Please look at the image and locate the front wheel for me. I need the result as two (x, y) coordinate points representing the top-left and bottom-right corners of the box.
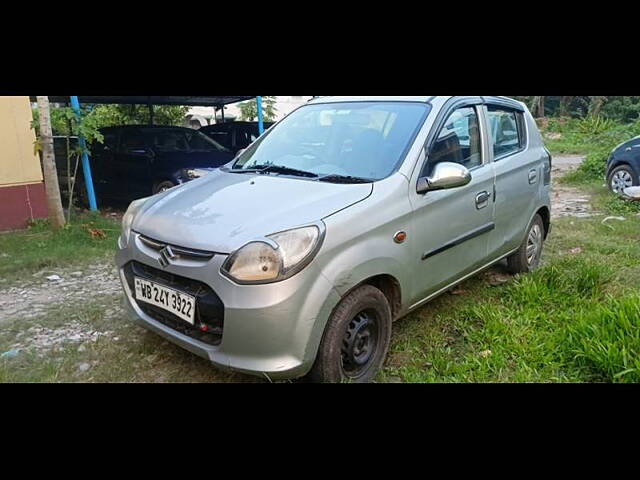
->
(308, 285), (392, 383)
(154, 180), (176, 195)
(507, 214), (545, 274)
(607, 165), (638, 195)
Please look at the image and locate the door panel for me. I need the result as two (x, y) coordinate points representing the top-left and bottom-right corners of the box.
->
(409, 104), (495, 306)
(114, 130), (153, 200)
(490, 152), (540, 256)
(486, 107), (542, 258)
(409, 164), (495, 304)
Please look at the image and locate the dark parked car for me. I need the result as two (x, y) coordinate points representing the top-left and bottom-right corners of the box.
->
(607, 135), (640, 194)
(199, 121), (274, 155)
(54, 125), (234, 204)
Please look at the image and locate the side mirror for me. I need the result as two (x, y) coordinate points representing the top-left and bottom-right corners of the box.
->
(417, 162), (472, 194)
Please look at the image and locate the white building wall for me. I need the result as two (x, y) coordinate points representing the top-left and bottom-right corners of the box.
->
(187, 96), (314, 126)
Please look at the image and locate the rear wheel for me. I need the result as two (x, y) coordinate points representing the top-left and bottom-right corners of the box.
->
(308, 285), (392, 383)
(507, 214), (545, 274)
(154, 180), (176, 195)
(608, 165), (638, 195)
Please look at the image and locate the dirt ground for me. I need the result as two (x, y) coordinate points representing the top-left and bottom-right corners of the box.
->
(551, 155), (594, 218)
(0, 158), (590, 373)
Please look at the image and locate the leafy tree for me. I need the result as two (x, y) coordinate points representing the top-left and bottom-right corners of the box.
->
(32, 105), (105, 219)
(87, 104), (189, 127)
(237, 97), (278, 122)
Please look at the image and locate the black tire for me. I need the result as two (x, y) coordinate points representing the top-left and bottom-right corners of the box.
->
(607, 164), (638, 195)
(154, 180), (176, 195)
(308, 285), (392, 383)
(507, 214), (545, 274)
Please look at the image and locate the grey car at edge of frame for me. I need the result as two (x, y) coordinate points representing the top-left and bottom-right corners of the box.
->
(115, 96), (552, 383)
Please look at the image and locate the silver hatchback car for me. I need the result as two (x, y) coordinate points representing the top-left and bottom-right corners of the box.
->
(116, 96), (552, 382)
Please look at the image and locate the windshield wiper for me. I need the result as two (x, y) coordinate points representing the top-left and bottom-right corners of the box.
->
(317, 174), (373, 184)
(252, 165), (319, 178)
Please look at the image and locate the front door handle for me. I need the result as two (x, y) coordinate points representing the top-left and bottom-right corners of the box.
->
(476, 191), (491, 210)
(528, 169), (538, 184)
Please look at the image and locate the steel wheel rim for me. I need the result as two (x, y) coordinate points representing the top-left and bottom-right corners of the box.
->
(341, 309), (380, 377)
(526, 224), (542, 266)
(611, 170), (633, 193)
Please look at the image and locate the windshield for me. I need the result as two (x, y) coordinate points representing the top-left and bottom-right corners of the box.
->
(186, 130), (230, 152)
(231, 102), (429, 181)
(141, 128), (230, 153)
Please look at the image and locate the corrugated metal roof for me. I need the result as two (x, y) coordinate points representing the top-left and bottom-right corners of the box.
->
(30, 96), (255, 106)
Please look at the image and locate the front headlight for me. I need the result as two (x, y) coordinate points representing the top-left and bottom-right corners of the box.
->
(221, 225), (323, 284)
(120, 197), (149, 248)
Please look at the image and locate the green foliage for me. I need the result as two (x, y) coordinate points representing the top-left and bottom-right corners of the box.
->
(32, 104), (189, 138)
(541, 116), (640, 184)
(576, 115), (616, 136)
(379, 214), (640, 383)
(237, 96), (278, 122)
(513, 96), (640, 121)
(564, 297), (640, 382)
(601, 96), (640, 123)
(87, 104), (189, 127)
(601, 194), (640, 216)
(31, 106), (104, 154)
(0, 212), (120, 281)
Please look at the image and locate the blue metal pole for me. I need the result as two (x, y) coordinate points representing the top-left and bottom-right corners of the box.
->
(256, 96), (264, 135)
(69, 96), (98, 211)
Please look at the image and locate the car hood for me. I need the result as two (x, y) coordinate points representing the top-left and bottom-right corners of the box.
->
(133, 170), (373, 253)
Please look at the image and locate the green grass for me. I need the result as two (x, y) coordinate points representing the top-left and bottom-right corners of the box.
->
(379, 214), (640, 383)
(540, 116), (640, 186)
(1, 187), (639, 383)
(0, 212), (120, 282)
(572, 180), (640, 216)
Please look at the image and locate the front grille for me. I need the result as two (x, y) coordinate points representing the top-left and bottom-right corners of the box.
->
(123, 261), (224, 346)
(137, 234), (216, 261)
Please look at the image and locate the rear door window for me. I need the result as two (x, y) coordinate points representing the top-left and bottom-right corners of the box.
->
(148, 129), (189, 152)
(202, 126), (232, 149)
(186, 130), (229, 152)
(487, 106), (525, 160)
(120, 130), (148, 152)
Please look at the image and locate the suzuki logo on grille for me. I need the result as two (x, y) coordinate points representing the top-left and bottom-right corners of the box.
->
(158, 245), (177, 268)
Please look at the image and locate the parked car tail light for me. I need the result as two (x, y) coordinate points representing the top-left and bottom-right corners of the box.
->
(543, 147), (552, 186)
(222, 225), (323, 284)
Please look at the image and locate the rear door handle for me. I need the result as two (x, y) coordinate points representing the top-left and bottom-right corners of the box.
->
(476, 191), (491, 209)
(528, 169), (538, 184)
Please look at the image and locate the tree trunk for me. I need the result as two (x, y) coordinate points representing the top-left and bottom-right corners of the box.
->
(589, 96), (607, 116)
(37, 96), (66, 229)
(529, 96), (546, 117)
(559, 96), (573, 117)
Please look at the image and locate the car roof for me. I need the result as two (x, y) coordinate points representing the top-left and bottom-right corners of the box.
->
(201, 121), (274, 129)
(99, 125), (196, 132)
(307, 96), (436, 104)
(307, 96), (524, 110)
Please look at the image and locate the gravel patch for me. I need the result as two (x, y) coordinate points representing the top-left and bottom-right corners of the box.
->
(551, 155), (598, 218)
(0, 262), (121, 323)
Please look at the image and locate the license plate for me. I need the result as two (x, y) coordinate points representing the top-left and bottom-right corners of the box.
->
(134, 277), (196, 325)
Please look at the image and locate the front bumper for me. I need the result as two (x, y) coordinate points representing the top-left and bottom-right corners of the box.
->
(116, 232), (341, 380)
